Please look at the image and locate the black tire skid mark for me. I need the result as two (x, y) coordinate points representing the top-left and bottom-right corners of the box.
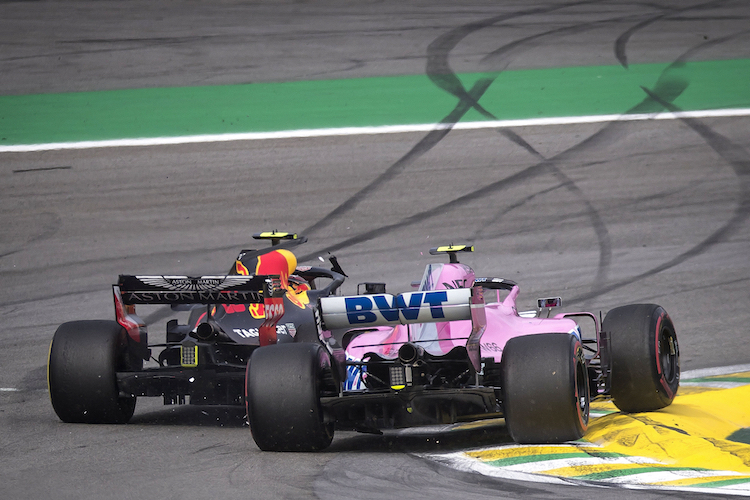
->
(451, 7), (670, 279)
(297, 160), (550, 261)
(430, 8), (658, 137)
(470, 182), (567, 242)
(299, 71), (689, 266)
(450, 8), (707, 301)
(298, 5), (696, 258)
(615, 11), (671, 69)
(463, 4), (748, 305)
(0, 250), (21, 259)
(301, 1), (597, 238)
(445, 8), (645, 284)
(569, 95), (750, 304)
(568, 27), (750, 305)
(475, 131), (614, 308)
(467, 8), (693, 301)
(549, 169), (613, 308)
(312, 4), (711, 281)
(300, 3), (730, 261)
(296, 82), (685, 264)
(301, 77), (493, 237)
(423, 1), (613, 116)
(479, 11), (647, 73)
(302, 3), (636, 282)
(596, 168), (726, 220)
(300, 2), (743, 309)
(473, 164), (708, 246)
(614, 0), (741, 68)
(631, 414), (691, 436)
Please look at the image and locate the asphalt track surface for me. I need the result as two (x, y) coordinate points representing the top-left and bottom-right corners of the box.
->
(1, 1), (749, 499)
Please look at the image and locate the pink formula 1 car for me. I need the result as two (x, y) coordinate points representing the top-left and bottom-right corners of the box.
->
(245, 245), (680, 451)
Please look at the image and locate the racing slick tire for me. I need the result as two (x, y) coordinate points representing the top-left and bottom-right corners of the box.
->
(246, 342), (334, 451)
(48, 320), (137, 424)
(502, 333), (589, 443)
(604, 303), (679, 413)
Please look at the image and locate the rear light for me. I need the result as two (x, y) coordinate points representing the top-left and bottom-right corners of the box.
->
(181, 341), (198, 367)
(389, 366), (406, 390)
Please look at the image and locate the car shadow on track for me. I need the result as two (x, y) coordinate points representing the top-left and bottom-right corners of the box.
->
(129, 404), (248, 428)
(328, 420), (515, 453)
(128, 405), (515, 453)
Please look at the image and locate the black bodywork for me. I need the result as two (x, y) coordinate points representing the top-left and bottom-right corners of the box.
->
(113, 235), (346, 407)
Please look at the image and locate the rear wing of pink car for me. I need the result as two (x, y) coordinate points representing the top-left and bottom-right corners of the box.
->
(319, 285), (495, 371)
(319, 288), (473, 329)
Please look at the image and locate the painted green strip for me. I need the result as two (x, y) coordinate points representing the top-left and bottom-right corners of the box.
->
(486, 451), (623, 467)
(686, 377), (750, 383)
(728, 428), (750, 445)
(693, 476), (750, 488)
(1, 59), (749, 146)
(576, 466), (709, 481)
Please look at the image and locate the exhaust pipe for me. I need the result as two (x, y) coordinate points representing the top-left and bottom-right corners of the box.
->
(398, 343), (424, 364)
(194, 322), (220, 341)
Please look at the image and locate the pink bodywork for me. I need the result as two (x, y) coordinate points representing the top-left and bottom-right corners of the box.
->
(345, 262), (580, 365)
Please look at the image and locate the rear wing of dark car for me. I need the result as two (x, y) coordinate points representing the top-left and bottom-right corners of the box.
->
(116, 275), (270, 305)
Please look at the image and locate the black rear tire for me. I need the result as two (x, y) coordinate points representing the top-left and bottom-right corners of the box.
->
(246, 343), (334, 451)
(502, 333), (589, 443)
(604, 304), (679, 412)
(48, 320), (137, 423)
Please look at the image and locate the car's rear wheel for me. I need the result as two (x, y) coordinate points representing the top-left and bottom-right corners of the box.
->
(246, 343), (334, 451)
(604, 303), (679, 412)
(48, 320), (137, 423)
(502, 333), (589, 443)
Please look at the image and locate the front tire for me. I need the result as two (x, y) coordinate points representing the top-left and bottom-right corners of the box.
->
(604, 304), (679, 412)
(502, 333), (589, 443)
(48, 320), (137, 423)
(246, 343), (334, 451)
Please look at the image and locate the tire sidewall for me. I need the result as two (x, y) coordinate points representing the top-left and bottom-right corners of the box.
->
(502, 333), (589, 443)
(246, 342), (334, 451)
(48, 320), (136, 424)
(605, 304), (679, 412)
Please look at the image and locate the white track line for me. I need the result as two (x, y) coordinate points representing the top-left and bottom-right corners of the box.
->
(2, 108), (749, 153)
(681, 363), (750, 379)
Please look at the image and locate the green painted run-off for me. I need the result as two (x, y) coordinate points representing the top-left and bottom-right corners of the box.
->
(486, 451), (624, 467)
(1, 59), (749, 146)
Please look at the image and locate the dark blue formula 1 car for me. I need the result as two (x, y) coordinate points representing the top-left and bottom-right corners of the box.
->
(47, 232), (346, 423)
